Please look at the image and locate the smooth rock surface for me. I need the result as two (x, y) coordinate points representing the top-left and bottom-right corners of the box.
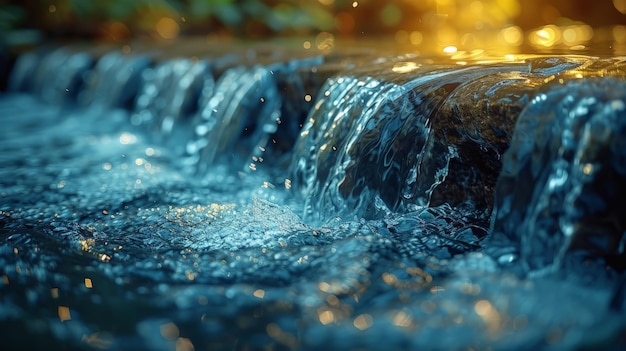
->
(291, 55), (626, 220)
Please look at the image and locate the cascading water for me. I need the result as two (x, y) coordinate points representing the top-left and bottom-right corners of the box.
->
(489, 78), (626, 273)
(290, 55), (623, 219)
(1, 45), (626, 350)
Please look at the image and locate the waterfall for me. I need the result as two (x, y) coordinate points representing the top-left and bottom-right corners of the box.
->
(289, 56), (617, 221)
(489, 78), (626, 273)
(81, 51), (153, 109)
(7, 48), (626, 225)
(3, 44), (626, 350)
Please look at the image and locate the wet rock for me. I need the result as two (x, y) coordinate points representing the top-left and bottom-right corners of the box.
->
(291, 56), (603, 219)
(489, 78), (626, 273)
(186, 55), (338, 175)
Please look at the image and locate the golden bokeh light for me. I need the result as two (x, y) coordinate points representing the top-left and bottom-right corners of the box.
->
(474, 299), (502, 333)
(10, 0), (626, 56)
(315, 32), (335, 51)
(326, 294), (339, 306)
(498, 26), (523, 46)
(409, 31), (423, 45)
(318, 309), (335, 325)
(155, 17), (180, 40)
(58, 306), (71, 322)
(615, 0), (626, 14)
(615, 25), (626, 43)
(527, 23), (594, 49)
(443, 45), (458, 54)
(160, 322), (180, 339)
(353, 314), (374, 330)
(176, 337), (195, 351)
(392, 310), (413, 327)
(562, 25), (593, 46)
(529, 25), (560, 48)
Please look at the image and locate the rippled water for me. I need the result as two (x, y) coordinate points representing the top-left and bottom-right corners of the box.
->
(1, 47), (625, 350)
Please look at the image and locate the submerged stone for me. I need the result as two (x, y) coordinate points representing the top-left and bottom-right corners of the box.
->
(489, 78), (626, 273)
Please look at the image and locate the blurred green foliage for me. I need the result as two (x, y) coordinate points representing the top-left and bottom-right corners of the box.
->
(1, 0), (362, 40)
(2, 0), (624, 43)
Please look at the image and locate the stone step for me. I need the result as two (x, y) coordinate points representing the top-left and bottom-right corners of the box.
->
(6, 43), (626, 273)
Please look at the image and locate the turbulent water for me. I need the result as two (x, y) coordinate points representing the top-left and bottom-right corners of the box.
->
(1, 47), (625, 350)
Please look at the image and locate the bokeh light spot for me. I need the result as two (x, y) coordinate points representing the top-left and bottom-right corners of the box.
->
(315, 32), (335, 51)
(409, 31), (423, 45)
(614, 0), (626, 14)
(160, 322), (180, 339)
(499, 26), (523, 46)
(443, 45), (458, 54)
(155, 17), (180, 40)
(58, 306), (71, 322)
(353, 314), (373, 330)
(614, 25), (626, 43)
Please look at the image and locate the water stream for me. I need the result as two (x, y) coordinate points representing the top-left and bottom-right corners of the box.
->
(1, 46), (625, 350)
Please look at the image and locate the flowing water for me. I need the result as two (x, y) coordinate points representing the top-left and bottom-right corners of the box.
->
(1, 45), (625, 350)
